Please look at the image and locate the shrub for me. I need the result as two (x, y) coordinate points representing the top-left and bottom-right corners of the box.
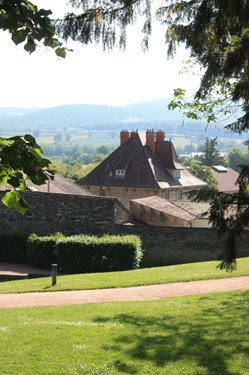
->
(57, 234), (143, 274)
(0, 232), (29, 263)
(25, 233), (143, 273)
(27, 233), (64, 269)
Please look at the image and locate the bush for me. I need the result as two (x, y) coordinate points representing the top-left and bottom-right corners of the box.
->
(27, 233), (64, 269)
(25, 233), (143, 273)
(57, 234), (143, 274)
(0, 232), (29, 263)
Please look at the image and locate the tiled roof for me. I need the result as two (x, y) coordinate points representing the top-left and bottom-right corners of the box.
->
(77, 132), (206, 190)
(0, 174), (93, 196)
(173, 201), (210, 219)
(131, 196), (197, 222)
(211, 166), (239, 193)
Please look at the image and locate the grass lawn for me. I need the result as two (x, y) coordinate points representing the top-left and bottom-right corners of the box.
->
(0, 257), (249, 294)
(0, 290), (248, 374)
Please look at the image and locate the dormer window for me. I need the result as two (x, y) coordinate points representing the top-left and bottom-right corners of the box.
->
(115, 169), (125, 178)
(173, 170), (181, 180)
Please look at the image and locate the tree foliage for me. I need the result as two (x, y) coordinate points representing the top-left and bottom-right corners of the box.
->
(195, 166), (249, 271)
(164, 1), (249, 134)
(56, 0), (152, 51)
(159, 0), (249, 270)
(0, 0), (66, 57)
(199, 137), (226, 167)
(0, 135), (54, 214)
(227, 147), (249, 173)
(0, 1), (63, 213)
(189, 163), (218, 191)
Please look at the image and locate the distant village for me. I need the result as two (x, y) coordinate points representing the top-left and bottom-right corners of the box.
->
(1, 129), (240, 230)
(1, 128), (249, 269)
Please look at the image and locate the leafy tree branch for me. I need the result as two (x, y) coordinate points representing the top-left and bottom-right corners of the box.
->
(0, 134), (54, 214)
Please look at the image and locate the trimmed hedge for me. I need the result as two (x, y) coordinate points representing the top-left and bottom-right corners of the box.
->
(27, 233), (64, 269)
(57, 234), (143, 274)
(26, 233), (143, 274)
(0, 232), (29, 263)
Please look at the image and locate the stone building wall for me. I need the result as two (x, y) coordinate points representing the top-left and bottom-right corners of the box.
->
(84, 186), (194, 209)
(0, 191), (248, 267)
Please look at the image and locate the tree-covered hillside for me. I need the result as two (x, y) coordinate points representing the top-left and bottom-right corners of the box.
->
(0, 99), (245, 140)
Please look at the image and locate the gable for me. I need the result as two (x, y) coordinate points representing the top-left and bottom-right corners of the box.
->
(77, 133), (160, 189)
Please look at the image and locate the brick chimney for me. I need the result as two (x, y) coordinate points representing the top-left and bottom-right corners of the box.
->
(156, 130), (165, 142)
(120, 130), (130, 145)
(146, 129), (156, 153)
(155, 130), (165, 153)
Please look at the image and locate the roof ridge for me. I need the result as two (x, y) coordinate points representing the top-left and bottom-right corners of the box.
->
(169, 200), (198, 219)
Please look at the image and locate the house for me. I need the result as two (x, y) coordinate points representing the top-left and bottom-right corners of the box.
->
(211, 166), (239, 193)
(76, 130), (206, 207)
(130, 196), (211, 228)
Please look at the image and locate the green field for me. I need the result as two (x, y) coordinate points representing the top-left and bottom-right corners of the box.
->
(0, 130), (120, 146)
(1, 130), (245, 157)
(1, 259), (249, 374)
(0, 292), (248, 374)
(0, 257), (249, 294)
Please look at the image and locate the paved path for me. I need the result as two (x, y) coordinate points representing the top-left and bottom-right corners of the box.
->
(0, 276), (248, 309)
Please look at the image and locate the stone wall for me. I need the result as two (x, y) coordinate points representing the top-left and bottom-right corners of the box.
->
(0, 191), (248, 267)
(110, 226), (249, 267)
(0, 192), (124, 235)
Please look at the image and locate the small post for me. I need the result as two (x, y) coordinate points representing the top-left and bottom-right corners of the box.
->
(51, 264), (57, 286)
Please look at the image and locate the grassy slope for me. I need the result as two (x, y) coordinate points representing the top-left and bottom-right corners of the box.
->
(0, 257), (249, 294)
(0, 291), (248, 374)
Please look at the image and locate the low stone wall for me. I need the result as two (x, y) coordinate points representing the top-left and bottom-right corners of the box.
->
(0, 191), (248, 267)
(111, 226), (249, 267)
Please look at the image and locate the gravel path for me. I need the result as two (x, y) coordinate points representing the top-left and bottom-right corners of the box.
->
(0, 276), (248, 309)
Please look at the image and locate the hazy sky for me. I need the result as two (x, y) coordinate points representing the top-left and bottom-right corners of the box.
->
(0, 0), (201, 108)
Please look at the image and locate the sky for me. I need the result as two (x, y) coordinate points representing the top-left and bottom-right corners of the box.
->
(0, 0), (201, 109)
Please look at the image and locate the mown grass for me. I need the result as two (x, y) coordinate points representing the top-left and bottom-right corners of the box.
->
(0, 257), (249, 294)
(0, 290), (248, 374)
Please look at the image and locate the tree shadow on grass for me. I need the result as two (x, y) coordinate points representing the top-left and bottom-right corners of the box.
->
(92, 291), (249, 374)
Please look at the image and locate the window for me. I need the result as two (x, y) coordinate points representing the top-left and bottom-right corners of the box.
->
(173, 170), (181, 180)
(163, 191), (168, 199)
(175, 190), (178, 200)
(115, 169), (125, 178)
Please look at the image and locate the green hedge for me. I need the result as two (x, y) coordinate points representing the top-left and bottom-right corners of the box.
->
(27, 233), (64, 269)
(0, 232), (29, 263)
(26, 233), (143, 274)
(57, 234), (143, 274)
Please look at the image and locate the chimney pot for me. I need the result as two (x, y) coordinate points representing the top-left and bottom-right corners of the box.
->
(120, 130), (130, 145)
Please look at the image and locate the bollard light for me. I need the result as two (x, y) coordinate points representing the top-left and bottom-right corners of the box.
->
(51, 263), (57, 286)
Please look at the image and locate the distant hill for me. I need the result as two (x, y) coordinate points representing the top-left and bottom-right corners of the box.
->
(0, 99), (245, 139)
(0, 108), (40, 118)
(0, 99), (177, 129)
